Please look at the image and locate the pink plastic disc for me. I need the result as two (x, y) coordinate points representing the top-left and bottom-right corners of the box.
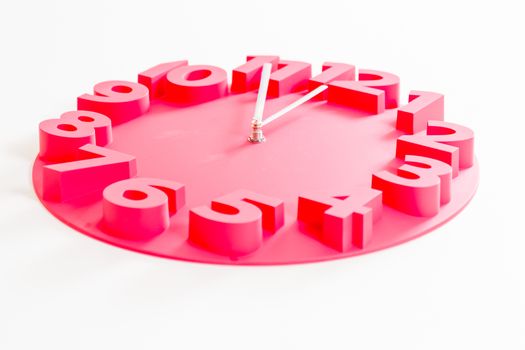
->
(32, 59), (479, 265)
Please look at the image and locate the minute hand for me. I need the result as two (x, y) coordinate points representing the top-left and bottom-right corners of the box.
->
(261, 84), (328, 127)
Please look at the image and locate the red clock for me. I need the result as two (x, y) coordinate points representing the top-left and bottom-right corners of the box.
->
(32, 55), (478, 265)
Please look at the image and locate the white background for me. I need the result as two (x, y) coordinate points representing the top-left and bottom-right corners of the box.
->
(1, 0), (524, 349)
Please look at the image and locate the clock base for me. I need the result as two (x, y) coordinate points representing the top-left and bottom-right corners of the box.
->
(32, 92), (479, 265)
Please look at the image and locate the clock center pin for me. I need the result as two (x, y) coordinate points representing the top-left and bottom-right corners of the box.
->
(248, 119), (265, 143)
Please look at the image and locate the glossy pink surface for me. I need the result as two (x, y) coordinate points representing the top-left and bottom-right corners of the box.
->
(32, 85), (479, 265)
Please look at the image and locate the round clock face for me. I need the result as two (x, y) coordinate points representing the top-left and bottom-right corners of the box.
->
(32, 57), (479, 265)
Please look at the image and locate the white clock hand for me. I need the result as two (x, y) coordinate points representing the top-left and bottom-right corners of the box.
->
(248, 63), (272, 143)
(248, 83), (328, 143)
(253, 63), (272, 124)
(261, 84), (328, 127)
